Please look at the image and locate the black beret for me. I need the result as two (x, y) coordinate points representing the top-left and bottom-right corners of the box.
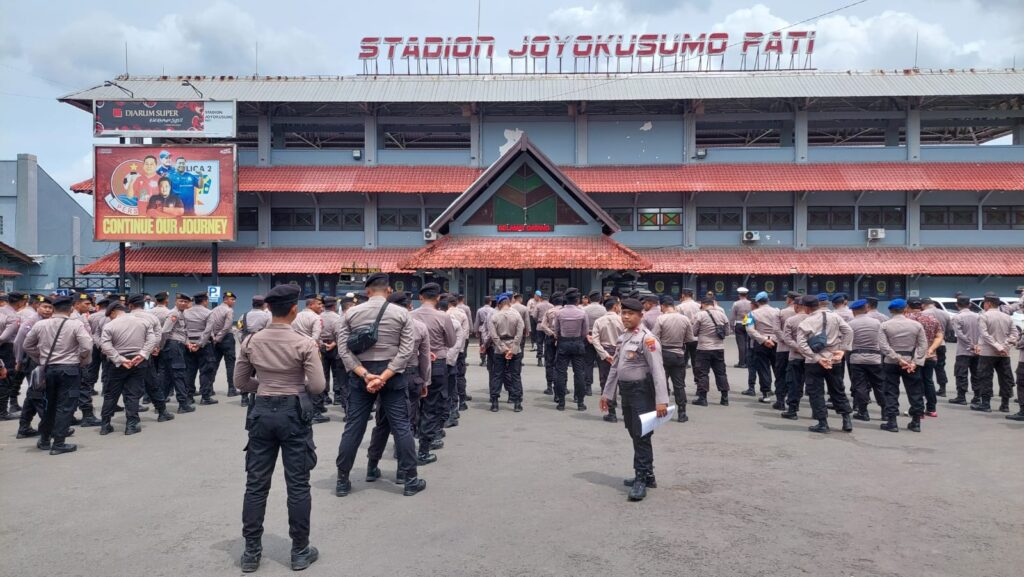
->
(420, 282), (441, 298)
(8, 291), (26, 301)
(0, 294), (8, 302)
(921, 297), (934, 305)
(956, 296), (971, 306)
(983, 291), (1000, 303)
(621, 298), (643, 312)
(265, 284), (301, 306)
(340, 296), (355, 304)
(564, 288), (580, 298)
(800, 295), (820, 307)
(176, 293), (192, 302)
(31, 294), (45, 303)
(96, 297), (111, 307)
(192, 292), (206, 300)
(681, 287), (694, 296)
(223, 291), (236, 299)
(323, 296), (338, 306)
(865, 297), (879, 306)
(588, 291), (602, 301)
(155, 291), (169, 300)
(551, 291), (563, 300)
(303, 294), (321, 301)
(53, 296), (73, 307)
(106, 302), (126, 315)
(387, 291), (410, 307)
(39, 296), (55, 305)
(127, 294), (147, 306)
(365, 272), (389, 288)
(786, 291), (802, 299)
(907, 296), (923, 308)
(251, 295), (264, 306)
(700, 295), (715, 305)
(75, 291), (93, 302)
(659, 295), (675, 306)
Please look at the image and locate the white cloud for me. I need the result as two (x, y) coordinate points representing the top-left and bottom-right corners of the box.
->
(547, 2), (638, 31)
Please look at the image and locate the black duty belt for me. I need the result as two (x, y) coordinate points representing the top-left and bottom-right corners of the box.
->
(851, 349), (881, 355)
(619, 378), (651, 387)
(499, 335), (514, 340)
(254, 395), (300, 406)
(559, 336), (583, 340)
(895, 350), (915, 356)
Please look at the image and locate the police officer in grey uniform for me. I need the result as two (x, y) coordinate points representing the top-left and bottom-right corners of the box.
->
(532, 293), (552, 366)
(771, 291), (801, 410)
(847, 300), (885, 421)
(582, 290), (606, 396)
(99, 301), (159, 435)
(238, 295), (271, 407)
(730, 287), (752, 368)
(974, 292), (1018, 413)
(183, 292), (213, 404)
(319, 296), (344, 410)
(161, 294), (195, 413)
(652, 295), (694, 423)
(921, 297), (952, 396)
(599, 298), (669, 502)
(235, 284), (324, 573)
(746, 291), (781, 403)
(365, 291), (431, 484)
(487, 292), (525, 412)
(796, 296), (854, 433)
(0, 293), (22, 421)
(692, 295), (732, 406)
(1008, 324), (1024, 421)
(127, 294), (175, 423)
(949, 296), (980, 405)
(335, 273), (426, 498)
(592, 297), (625, 423)
(553, 288), (590, 411)
(23, 295), (93, 454)
(84, 296), (111, 403)
(205, 290), (238, 397)
(878, 299), (929, 432)
(539, 292), (562, 391)
(409, 283), (456, 460)
(779, 298), (809, 419)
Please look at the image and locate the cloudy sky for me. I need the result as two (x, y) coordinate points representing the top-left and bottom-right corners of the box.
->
(0, 0), (1021, 210)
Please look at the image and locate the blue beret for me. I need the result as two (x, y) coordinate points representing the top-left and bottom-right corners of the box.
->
(889, 298), (907, 310)
(496, 292), (511, 304)
(830, 293), (847, 303)
(754, 291), (769, 302)
(849, 299), (867, 310)
(817, 293), (829, 301)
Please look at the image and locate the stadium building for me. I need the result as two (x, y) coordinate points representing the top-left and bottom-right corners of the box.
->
(61, 69), (1024, 307)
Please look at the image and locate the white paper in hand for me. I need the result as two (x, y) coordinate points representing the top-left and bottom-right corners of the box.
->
(639, 405), (676, 436)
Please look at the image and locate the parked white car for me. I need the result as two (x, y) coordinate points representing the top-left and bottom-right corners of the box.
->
(969, 297), (1024, 331)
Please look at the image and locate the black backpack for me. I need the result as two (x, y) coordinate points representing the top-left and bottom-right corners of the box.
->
(346, 302), (390, 355)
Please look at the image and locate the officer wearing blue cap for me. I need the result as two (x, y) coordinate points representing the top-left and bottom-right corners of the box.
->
(831, 293), (854, 322)
(878, 298), (928, 432)
(531, 292), (553, 366)
(745, 291), (782, 404)
(236, 282), (326, 572)
(817, 293), (829, 302)
(847, 299), (885, 421)
(488, 292), (525, 412)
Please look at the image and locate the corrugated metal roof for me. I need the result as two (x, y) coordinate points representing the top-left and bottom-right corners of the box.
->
(59, 69), (1024, 105)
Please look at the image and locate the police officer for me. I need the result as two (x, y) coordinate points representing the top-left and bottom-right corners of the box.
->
(408, 283), (456, 461)
(235, 284), (324, 573)
(652, 295), (694, 423)
(779, 297), (809, 420)
(553, 288), (590, 411)
(0, 293), (20, 421)
(99, 300), (159, 435)
(592, 297), (625, 423)
(238, 295), (271, 407)
(488, 292), (525, 412)
(319, 296), (344, 411)
(291, 295), (327, 420)
(84, 296), (111, 404)
(599, 298), (669, 502)
(450, 294), (472, 409)
(582, 290), (606, 396)
(974, 292), (1017, 413)
(640, 294), (660, 331)
(127, 294), (175, 423)
(365, 291), (431, 484)
(730, 287), (752, 368)
(795, 295), (854, 433)
(205, 290), (238, 397)
(539, 291), (563, 393)
(64, 292), (102, 427)
(22, 296), (93, 454)
(13, 294), (46, 434)
(161, 294), (195, 413)
(532, 293), (552, 366)
(847, 299), (885, 421)
(475, 296), (495, 367)
(745, 291), (781, 403)
(12, 293), (43, 415)
(507, 293), (531, 403)
(692, 295), (732, 406)
(1008, 324), (1024, 421)
(921, 297), (952, 396)
(183, 292), (213, 404)
(771, 291), (801, 410)
(878, 299), (929, 432)
(147, 292), (174, 406)
(334, 273), (425, 498)
(948, 296), (980, 405)
(437, 295), (464, 428)
(864, 297), (889, 322)
(676, 288), (701, 372)
(906, 297), (944, 417)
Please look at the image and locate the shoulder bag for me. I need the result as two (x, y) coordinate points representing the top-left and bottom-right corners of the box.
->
(807, 311), (828, 353)
(346, 302), (390, 355)
(30, 318), (69, 392)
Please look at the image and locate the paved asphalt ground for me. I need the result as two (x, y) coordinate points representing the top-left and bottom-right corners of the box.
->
(1, 341), (1021, 577)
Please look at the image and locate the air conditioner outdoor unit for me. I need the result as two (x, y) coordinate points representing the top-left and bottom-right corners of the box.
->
(423, 228), (437, 241)
(867, 228), (886, 240)
(742, 230), (760, 242)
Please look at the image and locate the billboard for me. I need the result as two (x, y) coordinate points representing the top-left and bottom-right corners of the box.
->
(93, 145), (236, 242)
(93, 100), (236, 137)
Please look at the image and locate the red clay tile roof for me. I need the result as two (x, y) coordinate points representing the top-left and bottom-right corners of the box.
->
(638, 247), (1024, 276)
(402, 235), (650, 270)
(68, 162), (1024, 195)
(0, 267), (22, 276)
(78, 247), (420, 275)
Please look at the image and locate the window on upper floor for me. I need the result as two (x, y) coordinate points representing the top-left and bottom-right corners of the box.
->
(920, 206), (977, 230)
(746, 207), (793, 231)
(981, 206), (1024, 230)
(858, 206), (906, 230)
(270, 208), (316, 231)
(637, 208), (682, 231)
(807, 206), (855, 230)
(425, 208), (445, 227)
(320, 208), (364, 231)
(379, 208), (422, 231)
(696, 207), (743, 231)
(237, 207), (258, 231)
(606, 208), (634, 231)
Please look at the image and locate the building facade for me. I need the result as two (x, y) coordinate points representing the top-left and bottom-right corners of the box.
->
(63, 70), (1024, 308)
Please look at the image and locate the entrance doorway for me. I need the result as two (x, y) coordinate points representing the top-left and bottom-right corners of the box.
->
(487, 272), (521, 296)
(536, 271), (570, 295)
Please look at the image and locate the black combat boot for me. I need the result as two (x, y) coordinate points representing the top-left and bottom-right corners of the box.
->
(36, 436), (52, 450)
(312, 413), (330, 424)
(199, 397), (218, 405)
(49, 439), (77, 455)
(157, 410), (175, 422)
(15, 425), (38, 438)
(577, 401), (587, 411)
(124, 419), (141, 435)
(948, 394), (968, 405)
(936, 386), (946, 397)
(603, 411), (617, 423)
(879, 417), (899, 432)
(241, 394), (251, 406)
(99, 419), (114, 435)
(513, 402), (523, 412)
(627, 475), (648, 501)
(290, 545), (319, 571)
(853, 409), (870, 422)
(719, 391), (729, 406)
(429, 439), (444, 450)
(416, 451), (437, 465)
(841, 413), (854, 432)
(692, 394), (708, 407)
(79, 412), (102, 427)
(780, 408), (799, 420)
(227, 387), (239, 397)
(403, 477), (427, 496)
(365, 462), (381, 482)
(335, 473), (351, 497)
(1006, 407), (1024, 421)
(741, 387), (756, 396)
(555, 400), (565, 411)
(623, 474), (657, 488)
(998, 398), (1010, 413)
(970, 397), (992, 413)
(490, 399), (499, 412)
(807, 419), (830, 433)
(543, 385), (553, 395)
(676, 405), (688, 423)
(907, 416), (921, 432)
(240, 539), (262, 573)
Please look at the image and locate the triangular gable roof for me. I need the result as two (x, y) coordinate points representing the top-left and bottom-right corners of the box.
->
(0, 241), (33, 264)
(427, 134), (621, 236)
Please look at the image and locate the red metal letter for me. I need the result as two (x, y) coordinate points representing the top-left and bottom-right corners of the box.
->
(359, 37), (380, 60)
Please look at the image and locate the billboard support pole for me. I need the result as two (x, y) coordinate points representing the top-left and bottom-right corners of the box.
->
(118, 243), (126, 293)
(211, 242), (219, 286)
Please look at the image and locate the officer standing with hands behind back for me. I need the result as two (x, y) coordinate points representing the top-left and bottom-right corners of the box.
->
(234, 284), (325, 573)
(599, 298), (669, 503)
